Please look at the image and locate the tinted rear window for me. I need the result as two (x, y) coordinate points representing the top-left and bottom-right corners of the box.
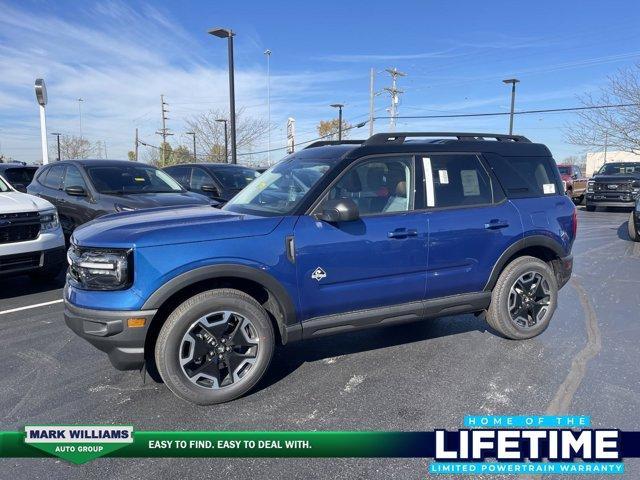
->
(3, 167), (37, 185)
(483, 154), (562, 198)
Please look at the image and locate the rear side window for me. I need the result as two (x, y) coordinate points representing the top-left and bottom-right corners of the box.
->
(4, 168), (37, 185)
(484, 154), (562, 198)
(164, 166), (191, 187)
(43, 165), (65, 189)
(423, 154), (498, 208)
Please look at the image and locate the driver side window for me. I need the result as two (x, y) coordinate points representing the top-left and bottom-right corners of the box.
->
(325, 156), (414, 216)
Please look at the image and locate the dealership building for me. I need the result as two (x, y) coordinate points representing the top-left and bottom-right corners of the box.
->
(585, 150), (640, 176)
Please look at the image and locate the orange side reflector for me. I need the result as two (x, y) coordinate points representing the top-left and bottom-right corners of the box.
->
(127, 318), (146, 328)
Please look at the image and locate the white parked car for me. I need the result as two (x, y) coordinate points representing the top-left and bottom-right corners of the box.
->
(0, 173), (66, 280)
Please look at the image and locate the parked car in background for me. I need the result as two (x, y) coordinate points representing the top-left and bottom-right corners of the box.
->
(163, 163), (260, 204)
(585, 162), (640, 211)
(27, 160), (212, 239)
(0, 163), (38, 192)
(0, 174), (65, 280)
(557, 164), (587, 204)
(65, 132), (576, 405)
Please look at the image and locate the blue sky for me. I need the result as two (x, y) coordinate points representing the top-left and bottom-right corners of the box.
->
(0, 0), (639, 164)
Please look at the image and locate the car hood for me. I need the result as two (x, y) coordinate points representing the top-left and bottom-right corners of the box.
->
(72, 205), (284, 248)
(592, 174), (640, 183)
(0, 190), (54, 213)
(100, 191), (211, 208)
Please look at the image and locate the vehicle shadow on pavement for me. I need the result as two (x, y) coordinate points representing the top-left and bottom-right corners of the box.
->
(254, 313), (488, 395)
(0, 270), (66, 300)
(617, 221), (631, 241)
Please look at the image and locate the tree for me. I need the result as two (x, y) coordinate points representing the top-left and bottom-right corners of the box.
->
(127, 150), (136, 161)
(169, 145), (193, 165)
(316, 119), (352, 140)
(565, 63), (640, 154)
(185, 108), (272, 162)
(562, 155), (583, 165)
(58, 135), (96, 159)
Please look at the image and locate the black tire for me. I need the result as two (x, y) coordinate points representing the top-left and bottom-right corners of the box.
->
(585, 204), (596, 212)
(629, 212), (639, 242)
(28, 263), (64, 282)
(485, 256), (558, 340)
(155, 288), (275, 405)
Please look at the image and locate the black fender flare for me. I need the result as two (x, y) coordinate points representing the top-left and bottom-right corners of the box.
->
(483, 235), (566, 291)
(142, 264), (297, 342)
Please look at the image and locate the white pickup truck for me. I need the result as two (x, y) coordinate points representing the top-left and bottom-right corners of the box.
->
(0, 172), (66, 280)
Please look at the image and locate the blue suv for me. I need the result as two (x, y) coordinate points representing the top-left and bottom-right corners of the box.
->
(64, 132), (576, 405)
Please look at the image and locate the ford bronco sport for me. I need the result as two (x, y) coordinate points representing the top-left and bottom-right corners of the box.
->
(64, 132), (576, 405)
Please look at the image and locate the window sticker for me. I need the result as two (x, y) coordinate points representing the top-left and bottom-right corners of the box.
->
(543, 183), (556, 194)
(438, 169), (449, 184)
(460, 169), (480, 196)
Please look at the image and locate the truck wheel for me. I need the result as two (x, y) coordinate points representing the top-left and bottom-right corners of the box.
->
(629, 212), (639, 242)
(585, 204), (596, 212)
(28, 263), (64, 282)
(155, 288), (275, 405)
(485, 256), (558, 340)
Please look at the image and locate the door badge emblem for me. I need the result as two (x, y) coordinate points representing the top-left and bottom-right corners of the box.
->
(311, 267), (327, 281)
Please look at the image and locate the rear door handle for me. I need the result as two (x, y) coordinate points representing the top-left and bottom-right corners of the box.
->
(484, 219), (509, 230)
(388, 228), (418, 239)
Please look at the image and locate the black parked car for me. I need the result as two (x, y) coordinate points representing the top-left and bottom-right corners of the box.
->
(0, 163), (38, 192)
(27, 159), (211, 238)
(629, 197), (640, 242)
(585, 162), (640, 211)
(163, 163), (260, 204)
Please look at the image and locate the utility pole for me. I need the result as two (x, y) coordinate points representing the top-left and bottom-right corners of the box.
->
(51, 132), (61, 161)
(330, 104), (344, 140)
(186, 131), (197, 161)
(604, 131), (609, 163)
(264, 49), (272, 164)
(104, 141), (108, 159)
(156, 94), (173, 166)
(384, 68), (406, 131)
(134, 128), (139, 161)
(502, 78), (520, 135)
(369, 68), (375, 137)
(77, 98), (84, 138)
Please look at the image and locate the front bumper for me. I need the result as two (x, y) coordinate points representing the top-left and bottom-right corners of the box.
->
(64, 299), (156, 371)
(0, 246), (66, 276)
(586, 193), (635, 208)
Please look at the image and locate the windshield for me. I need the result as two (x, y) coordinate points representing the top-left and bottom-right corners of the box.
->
(223, 158), (332, 216)
(557, 166), (571, 175)
(87, 165), (183, 194)
(0, 176), (9, 192)
(597, 163), (640, 175)
(213, 168), (260, 190)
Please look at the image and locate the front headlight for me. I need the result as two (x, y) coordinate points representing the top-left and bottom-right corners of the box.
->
(67, 244), (132, 290)
(587, 181), (594, 193)
(39, 209), (59, 232)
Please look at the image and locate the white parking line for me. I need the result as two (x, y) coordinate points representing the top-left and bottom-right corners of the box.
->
(0, 299), (63, 316)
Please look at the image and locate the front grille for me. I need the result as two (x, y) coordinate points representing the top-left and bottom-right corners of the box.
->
(594, 182), (633, 193)
(0, 251), (41, 273)
(0, 212), (40, 244)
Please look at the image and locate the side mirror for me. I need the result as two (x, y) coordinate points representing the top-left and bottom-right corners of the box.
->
(572, 173), (578, 179)
(65, 185), (87, 196)
(316, 198), (359, 223)
(201, 183), (219, 196)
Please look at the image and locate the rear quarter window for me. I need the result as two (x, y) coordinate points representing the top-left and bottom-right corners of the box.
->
(483, 154), (563, 198)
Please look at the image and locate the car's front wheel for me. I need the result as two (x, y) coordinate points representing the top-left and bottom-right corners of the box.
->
(629, 211), (639, 242)
(155, 288), (275, 405)
(485, 256), (558, 340)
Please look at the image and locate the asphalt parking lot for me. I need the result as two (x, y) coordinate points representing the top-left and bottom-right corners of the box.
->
(1, 207), (639, 479)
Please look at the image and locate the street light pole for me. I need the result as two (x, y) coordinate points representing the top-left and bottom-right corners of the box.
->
(209, 28), (237, 164)
(264, 49), (271, 164)
(186, 132), (196, 161)
(502, 78), (520, 135)
(77, 98), (84, 138)
(51, 132), (62, 161)
(216, 119), (229, 163)
(330, 104), (344, 141)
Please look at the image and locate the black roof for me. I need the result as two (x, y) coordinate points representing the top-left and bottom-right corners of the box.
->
(54, 159), (157, 167)
(164, 163), (258, 170)
(0, 163), (38, 171)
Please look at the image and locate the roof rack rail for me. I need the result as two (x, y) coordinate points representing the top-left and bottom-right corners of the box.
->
(304, 140), (365, 149)
(363, 132), (531, 145)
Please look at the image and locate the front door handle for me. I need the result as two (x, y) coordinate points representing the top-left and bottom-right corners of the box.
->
(388, 228), (418, 239)
(484, 219), (509, 230)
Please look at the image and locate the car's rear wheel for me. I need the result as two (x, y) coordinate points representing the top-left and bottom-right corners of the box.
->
(155, 288), (274, 405)
(629, 211), (639, 242)
(486, 256), (558, 340)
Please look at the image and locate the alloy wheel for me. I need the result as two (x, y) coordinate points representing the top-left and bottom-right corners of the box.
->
(179, 311), (259, 389)
(508, 272), (551, 329)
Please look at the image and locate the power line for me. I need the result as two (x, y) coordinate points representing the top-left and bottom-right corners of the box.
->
(383, 68), (406, 131)
(155, 94), (173, 165)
